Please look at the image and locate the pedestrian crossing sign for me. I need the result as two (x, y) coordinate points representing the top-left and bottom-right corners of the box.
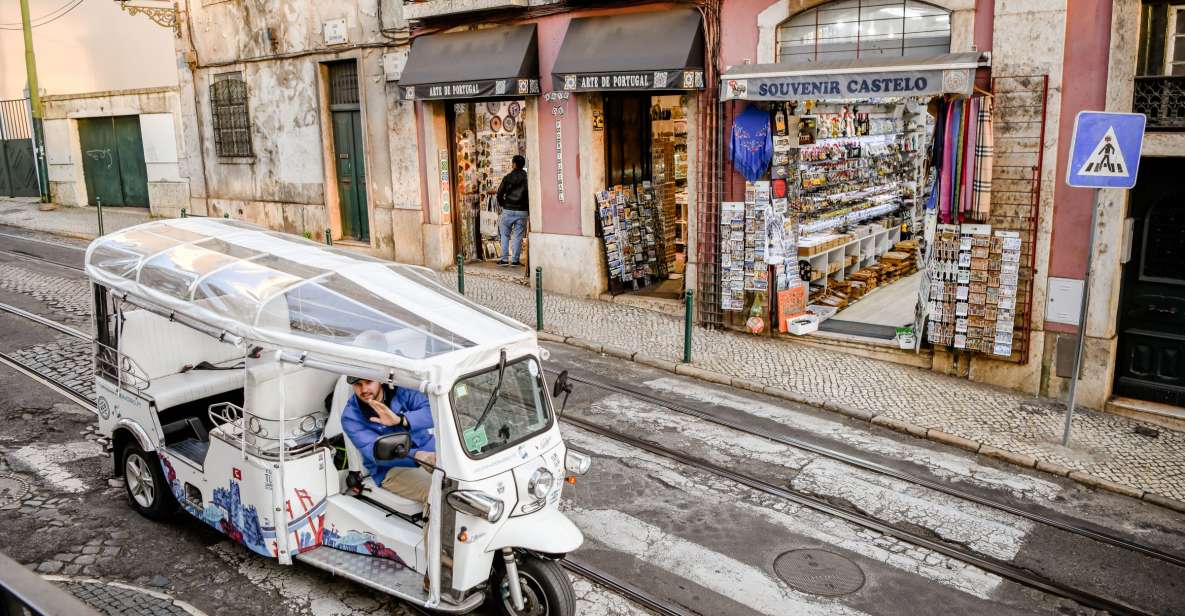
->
(1066, 111), (1146, 189)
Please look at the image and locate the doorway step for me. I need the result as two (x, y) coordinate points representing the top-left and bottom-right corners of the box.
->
(1105, 397), (1185, 432)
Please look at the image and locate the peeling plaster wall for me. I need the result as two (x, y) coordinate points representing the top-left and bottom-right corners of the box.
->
(177, 0), (420, 259)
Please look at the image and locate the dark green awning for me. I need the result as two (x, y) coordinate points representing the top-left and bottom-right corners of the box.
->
(398, 24), (540, 100)
(551, 9), (705, 92)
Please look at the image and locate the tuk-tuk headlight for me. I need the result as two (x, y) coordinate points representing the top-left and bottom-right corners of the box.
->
(564, 450), (591, 476)
(528, 467), (554, 500)
(446, 490), (504, 523)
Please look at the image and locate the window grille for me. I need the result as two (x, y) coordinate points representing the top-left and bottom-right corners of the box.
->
(210, 73), (253, 157)
(776, 0), (951, 64)
(328, 62), (360, 109)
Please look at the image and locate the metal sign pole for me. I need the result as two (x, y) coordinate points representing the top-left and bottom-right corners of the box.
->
(1062, 189), (1102, 446)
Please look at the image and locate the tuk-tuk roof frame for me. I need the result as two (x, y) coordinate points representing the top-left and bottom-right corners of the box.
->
(85, 219), (538, 392)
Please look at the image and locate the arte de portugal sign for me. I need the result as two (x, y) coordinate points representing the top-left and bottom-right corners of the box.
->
(1066, 111), (1146, 189)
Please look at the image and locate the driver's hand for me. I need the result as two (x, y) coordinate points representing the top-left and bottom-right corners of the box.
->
(366, 399), (405, 428)
(414, 451), (437, 467)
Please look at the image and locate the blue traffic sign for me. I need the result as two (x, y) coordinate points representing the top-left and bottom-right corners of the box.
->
(1066, 111), (1146, 189)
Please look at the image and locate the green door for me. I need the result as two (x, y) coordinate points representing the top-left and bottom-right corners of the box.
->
(332, 110), (368, 240)
(78, 116), (148, 207)
(113, 116), (148, 206)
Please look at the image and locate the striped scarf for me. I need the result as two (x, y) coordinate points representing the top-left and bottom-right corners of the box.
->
(968, 96), (994, 222)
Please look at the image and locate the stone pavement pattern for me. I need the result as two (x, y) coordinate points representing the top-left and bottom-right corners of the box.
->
(55, 580), (199, 616)
(441, 271), (1185, 503)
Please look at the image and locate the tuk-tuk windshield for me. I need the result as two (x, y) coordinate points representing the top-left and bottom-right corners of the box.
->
(450, 357), (552, 458)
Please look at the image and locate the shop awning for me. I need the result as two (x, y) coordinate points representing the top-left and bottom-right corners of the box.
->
(398, 24), (540, 100)
(552, 9), (705, 92)
(720, 52), (988, 101)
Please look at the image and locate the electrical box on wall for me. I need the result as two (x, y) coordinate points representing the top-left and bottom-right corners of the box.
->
(323, 18), (348, 46)
(1046, 277), (1085, 326)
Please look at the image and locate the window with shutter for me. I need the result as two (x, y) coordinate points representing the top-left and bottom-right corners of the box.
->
(210, 72), (253, 158)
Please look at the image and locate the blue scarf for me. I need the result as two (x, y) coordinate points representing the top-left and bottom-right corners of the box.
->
(730, 106), (773, 182)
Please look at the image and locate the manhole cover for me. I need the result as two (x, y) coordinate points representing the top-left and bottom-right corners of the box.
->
(774, 549), (865, 597)
(0, 473), (30, 507)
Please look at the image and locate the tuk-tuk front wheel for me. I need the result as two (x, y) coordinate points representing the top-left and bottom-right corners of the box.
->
(490, 554), (574, 616)
(122, 443), (175, 520)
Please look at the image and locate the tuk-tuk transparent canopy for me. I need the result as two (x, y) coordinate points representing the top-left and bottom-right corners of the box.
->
(87, 220), (530, 361)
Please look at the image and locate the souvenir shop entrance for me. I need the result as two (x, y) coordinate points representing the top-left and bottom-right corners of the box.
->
(595, 92), (691, 299)
(446, 100), (528, 265)
(720, 53), (1027, 358)
(395, 23), (541, 268)
(549, 7), (706, 299)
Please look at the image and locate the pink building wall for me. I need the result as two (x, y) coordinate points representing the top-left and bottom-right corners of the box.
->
(1046, 0), (1113, 334)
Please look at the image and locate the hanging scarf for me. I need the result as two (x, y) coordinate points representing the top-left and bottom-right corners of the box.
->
(939, 100), (959, 224)
(730, 105), (773, 182)
(951, 99), (967, 220)
(970, 96), (994, 222)
(960, 97), (979, 222)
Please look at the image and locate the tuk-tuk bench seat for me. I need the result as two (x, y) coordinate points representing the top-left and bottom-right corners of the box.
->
(146, 369), (245, 412)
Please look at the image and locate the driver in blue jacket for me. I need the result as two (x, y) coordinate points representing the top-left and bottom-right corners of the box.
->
(341, 374), (436, 504)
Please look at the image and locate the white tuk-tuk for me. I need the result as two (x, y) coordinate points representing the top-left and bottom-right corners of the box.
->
(84, 218), (589, 615)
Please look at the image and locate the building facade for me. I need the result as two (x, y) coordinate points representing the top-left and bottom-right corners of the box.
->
(172, 0), (1185, 426)
(0, 0), (189, 212)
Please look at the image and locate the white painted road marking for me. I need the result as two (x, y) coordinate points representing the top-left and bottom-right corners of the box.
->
(643, 377), (1064, 501)
(564, 426), (1008, 601)
(8, 441), (103, 493)
(569, 508), (872, 616)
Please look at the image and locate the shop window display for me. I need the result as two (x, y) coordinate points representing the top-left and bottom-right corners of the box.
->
(451, 100), (528, 263)
(722, 91), (1002, 356)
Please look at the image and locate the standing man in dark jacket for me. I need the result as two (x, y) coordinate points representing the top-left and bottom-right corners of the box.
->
(495, 155), (529, 266)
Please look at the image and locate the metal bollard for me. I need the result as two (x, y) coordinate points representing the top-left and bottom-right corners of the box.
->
(180, 208), (187, 218)
(535, 267), (543, 331)
(95, 196), (105, 236)
(456, 254), (465, 295)
(683, 289), (694, 363)
(324, 229), (333, 246)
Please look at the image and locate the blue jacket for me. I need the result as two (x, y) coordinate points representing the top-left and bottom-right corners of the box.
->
(341, 385), (435, 484)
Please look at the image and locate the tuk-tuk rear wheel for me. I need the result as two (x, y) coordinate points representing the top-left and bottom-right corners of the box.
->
(490, 554), (574, 616)
(121, 444), (175, 520)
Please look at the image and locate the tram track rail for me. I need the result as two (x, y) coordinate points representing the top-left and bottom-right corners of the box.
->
(561, 414), (1152, 616)
(0, 300), (690, 616)
(546, 366), (1185, 572)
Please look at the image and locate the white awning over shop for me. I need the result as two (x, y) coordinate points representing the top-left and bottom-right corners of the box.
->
(720, 52), (987, 101)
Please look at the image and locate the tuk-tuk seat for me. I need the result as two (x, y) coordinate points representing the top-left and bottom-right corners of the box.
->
(145, 369), (245, 413)
(325, 376), (424, 517)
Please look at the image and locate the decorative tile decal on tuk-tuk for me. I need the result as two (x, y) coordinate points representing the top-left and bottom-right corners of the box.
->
(322, 526), (409, 567)
(160, 455), (270, 557)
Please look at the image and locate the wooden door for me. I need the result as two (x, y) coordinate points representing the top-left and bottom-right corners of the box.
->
(1115, 157), (1185, 404)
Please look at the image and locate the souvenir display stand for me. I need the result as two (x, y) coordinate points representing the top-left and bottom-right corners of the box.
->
(595, 183), (668, 294)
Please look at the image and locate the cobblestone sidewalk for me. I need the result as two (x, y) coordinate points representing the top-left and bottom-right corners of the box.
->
(0, 197), (149, 240)
(444, 271), (1185, 508)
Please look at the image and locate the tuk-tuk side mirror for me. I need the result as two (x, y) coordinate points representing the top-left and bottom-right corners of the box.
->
(373, 432), (412, 461)
(552, 370), (573, 417)
(552, 370), (572, 398)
